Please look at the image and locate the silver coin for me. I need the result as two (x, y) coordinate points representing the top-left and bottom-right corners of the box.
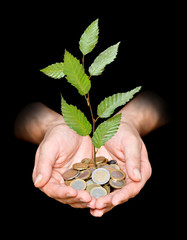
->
(70, 179), (86, 190)
(90, 186), (107, 199)
(92, 168), (110, 185)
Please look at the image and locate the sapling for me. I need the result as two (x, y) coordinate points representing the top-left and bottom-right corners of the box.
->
(41, 19), (141, 168)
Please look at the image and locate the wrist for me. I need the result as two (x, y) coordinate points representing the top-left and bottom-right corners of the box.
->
(14, 102), (65, 144)
(117, 92), (163, 136)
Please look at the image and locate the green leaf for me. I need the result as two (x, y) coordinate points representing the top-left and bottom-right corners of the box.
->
(40, 62), (65, 79)
(61, 96), (92, 136)
(63, 50), (91, 96)
(97, 86), (142, 118)
(79, 19), (99, 56)
(89, 42), (120, 76)
(92, 113), (121, 148)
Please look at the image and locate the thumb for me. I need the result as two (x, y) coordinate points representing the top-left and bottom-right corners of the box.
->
(123, 138), (142, 182)
(33, 144), (56, 188)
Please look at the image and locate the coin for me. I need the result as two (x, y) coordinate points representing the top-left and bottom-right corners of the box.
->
(88, 163), (95, 168)
(110, 169), (126, 181)
(86, 179), (94, 186)
(64, 180), (72, 186)
(70, 179), (86, 190)
(110, 164), (121, 170)
(109, 179), (126, 189)
(90, 156), (108, 164)
(76, 169), (91, 180)
(73, 162), (89, 170)
(88, 167), (96, 173)
(103, 184), (111, 194)
(92, 168), (110, 185)
(90, 186), (107, 199)
(62, 169), (79, 181)
(81, 158), (92, 164)
(86, 183), (100, 193)
(96, 156), (108, 164)
(102, 165), (116, 173)
(108, 160), (117, 164)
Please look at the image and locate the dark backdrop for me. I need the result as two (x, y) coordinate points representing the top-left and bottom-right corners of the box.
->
(4, 2), (184, 236)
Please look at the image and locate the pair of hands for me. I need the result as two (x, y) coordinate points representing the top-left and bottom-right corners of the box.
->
(33, 120), (152, 217)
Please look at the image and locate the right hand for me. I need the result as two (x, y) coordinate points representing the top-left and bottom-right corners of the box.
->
(32, 123), (96, 209)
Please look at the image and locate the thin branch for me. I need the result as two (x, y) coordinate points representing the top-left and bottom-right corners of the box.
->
(82, 55), (85, 69)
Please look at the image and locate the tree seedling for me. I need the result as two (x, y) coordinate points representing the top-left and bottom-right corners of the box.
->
(40, 19), (141, 167)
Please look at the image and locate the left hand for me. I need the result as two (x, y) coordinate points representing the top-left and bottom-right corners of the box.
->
(90, 121), (152, 217)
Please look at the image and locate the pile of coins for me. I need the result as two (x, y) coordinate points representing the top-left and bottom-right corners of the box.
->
(62, 156), (126, 199)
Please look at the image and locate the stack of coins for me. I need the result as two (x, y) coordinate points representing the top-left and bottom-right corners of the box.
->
(62, 156), (126, 199)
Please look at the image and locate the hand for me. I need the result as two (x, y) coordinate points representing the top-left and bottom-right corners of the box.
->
(90, 120), (152, 217)
(32, 123), (96, 209)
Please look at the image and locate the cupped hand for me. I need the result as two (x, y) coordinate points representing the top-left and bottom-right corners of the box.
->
(90, 121), (152, 217)
(32, 123), (96, 209)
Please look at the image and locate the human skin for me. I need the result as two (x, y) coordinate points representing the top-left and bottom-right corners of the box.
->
(14, 91), (169, 216)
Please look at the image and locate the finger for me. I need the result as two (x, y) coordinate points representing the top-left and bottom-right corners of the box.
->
(69, 202), (90, 209)
(42, 182), (93, 206)
(123, 136), (142, 181)
(95, 192), (114, 209)
(112, 180), (145, 206)
(56, 190), (94, 208)
(68, 195), (96, 209)
(33, 142), (57, 188)
(90, 205), (114, 217)
(141, 143), (152, 180)
(41, 182), (77, 199)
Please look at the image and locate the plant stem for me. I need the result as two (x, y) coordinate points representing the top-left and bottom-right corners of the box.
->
(82, 55), (97, 167)
(82, 55), (85, 69)
(87, 92), (97, 168)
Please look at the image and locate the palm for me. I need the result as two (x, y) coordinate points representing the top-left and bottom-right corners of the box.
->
(90, 122), (152, 216)
(33, 124), (94, 208)
(35, 124), (93, 184)
(49, 135), (93, 184)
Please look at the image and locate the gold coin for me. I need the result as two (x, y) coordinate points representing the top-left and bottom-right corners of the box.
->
(62, 168), (79, 180)
(73, 162), (89, 170)
(109, 179), (126, 189)
(88, 163), (95, 168)
(64, 180), (72, 186)
(81, 158), (92, 164)
(70, 179), (86, 190)
(97, 163), (108, 168)
(90, 156), (108, 164)
(96, 156), (108, 164)
(110, 169), (126, 181)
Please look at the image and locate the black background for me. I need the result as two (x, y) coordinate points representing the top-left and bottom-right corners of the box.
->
(3, 2), (184, 236)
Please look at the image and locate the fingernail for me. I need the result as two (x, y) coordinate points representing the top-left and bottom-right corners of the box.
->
(133, 168), (142, 180)
(34, 174), (42, 186)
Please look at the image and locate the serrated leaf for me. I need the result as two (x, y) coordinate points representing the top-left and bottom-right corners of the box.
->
(63, 50), (91, 95)
(79, 19), (99, 56)
(40, 62), (65, 79)
(61, 96), (92, 136)
(92, 114), (121, 148)
(97, 86), (142, 118)
(89, 42), (120, 76)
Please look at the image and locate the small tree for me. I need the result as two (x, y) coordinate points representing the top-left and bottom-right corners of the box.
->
(41, 19), (141, 167)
